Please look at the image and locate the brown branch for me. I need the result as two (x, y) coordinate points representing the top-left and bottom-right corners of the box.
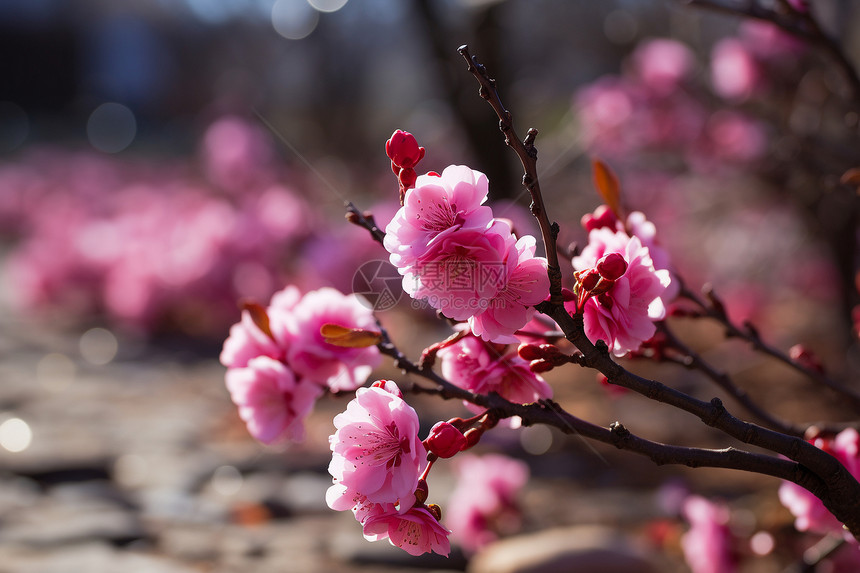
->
(685, 0), (860, 103)
(375, 328), (829, 505)
(655, 322), (805, 436)
(537, 302), (860, 538)
(344, 201), (385, 246)
(680, 284), (860, 412)
(457, 44), (563, 305)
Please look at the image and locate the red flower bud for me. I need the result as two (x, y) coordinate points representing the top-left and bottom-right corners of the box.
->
(398, 167), (417, 190)
(579, 268), (601, 292)
(517, 343), (543, 361)
(596, 252), (627, 281)
(463, 427), (482, 449)
(789, 344), (824, 373)
(529, 359), (554, 373)
(385, 130), (425, 169)
(423, 421), (467, 458)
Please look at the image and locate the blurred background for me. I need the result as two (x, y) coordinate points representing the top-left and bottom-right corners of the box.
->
(0, 0), (859, 571)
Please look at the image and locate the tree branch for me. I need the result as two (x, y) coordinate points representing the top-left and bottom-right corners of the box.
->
(457, 45), (563, 305)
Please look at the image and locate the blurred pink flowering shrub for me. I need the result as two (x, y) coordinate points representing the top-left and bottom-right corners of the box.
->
(445, 453), (529, 553)
(0, 116), (331, 336)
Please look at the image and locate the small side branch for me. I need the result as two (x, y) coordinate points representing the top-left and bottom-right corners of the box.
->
(345, 201), (386, 246)
(457, 45), (563, 304)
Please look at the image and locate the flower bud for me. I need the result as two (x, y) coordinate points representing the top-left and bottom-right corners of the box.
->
(578, 268), (601, 292)
(423, 421), (467, 458)
(596, 252), (627, 281)
(398, 167), (417, 190)
(581, 204), (619, 232)
(427, 503), (442, 521)
(789, 344), (824, 373)
(517, 343), (543, 361)
(463, 427), (482, 449)
(529, 359), (554, 373)
(385, 130), (425, 169)
(371, 379), (403, 398)
(415, 479), (429, 505)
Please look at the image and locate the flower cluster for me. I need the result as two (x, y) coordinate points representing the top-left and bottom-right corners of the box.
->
(220, 285), (380, 443)
(445, 454), (529, 553)
(437, 334), (553, 419)
(569, 215), (672, 357)
(326, 381), (451, 556)
(384, 155), (549, 343)
(779, 428), (860, 539)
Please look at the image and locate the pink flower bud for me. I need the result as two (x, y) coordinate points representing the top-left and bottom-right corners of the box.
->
(424, 421), (467, 458)
(596, 252), (627, 280)
(385, 130), (425, 169)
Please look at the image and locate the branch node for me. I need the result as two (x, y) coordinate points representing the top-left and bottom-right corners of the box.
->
(706, 397), (726, 426)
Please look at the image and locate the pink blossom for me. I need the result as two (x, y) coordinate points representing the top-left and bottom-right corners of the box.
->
(404, 221), (513, 321)
(384, 165), (494, 270)
(220, 309), (284, 369)
(711, 38), (759, 101)
(285, 287), (381, 392)
(327, 382), (427, 509)
(631, 38), (695, 96)
(200, 115), (274, 192)
(469, 235), (550, 343)
(437, 335), (552, 412)
(681, 495), (736, 573)
(570, 229), (671, 356)
(446, 454), (528, 553)
(225, 356), (323, 443)
(362, 505), (451, 556)
(779, 428), (860, 536)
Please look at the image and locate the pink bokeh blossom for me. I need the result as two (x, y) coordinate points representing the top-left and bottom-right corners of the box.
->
(570, 229), (671, 356)
(445, 454), (529, 553)
(225, 356), (323, 444)
(681, 495), (736, 573)
(779, 428), (860, 537)
(711, 38), (760, 101)
(631, 38), (696, 96)
(327, 382), (427, 510)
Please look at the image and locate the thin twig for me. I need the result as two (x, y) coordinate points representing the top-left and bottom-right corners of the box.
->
(680, 285), (860, 412)
(344, 201), (385, 246)
(458, 45), (564, 304)
(685, 0), (860, 102)
(656, 322), (805, 436)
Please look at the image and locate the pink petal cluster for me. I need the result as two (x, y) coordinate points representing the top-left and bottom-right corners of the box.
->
(681, 495), (736, 573)
(778, 428), (860, 537)
(327, 381), (450, 556)
(570, 228), (671, 356)
(574, 37), (767, 170)
(1, 117), (315, 335)
(384, 164), (549, 342)
(220, 285), (380, 444)
(437, 335), (553, 415)
(445, 454), (529, 553)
